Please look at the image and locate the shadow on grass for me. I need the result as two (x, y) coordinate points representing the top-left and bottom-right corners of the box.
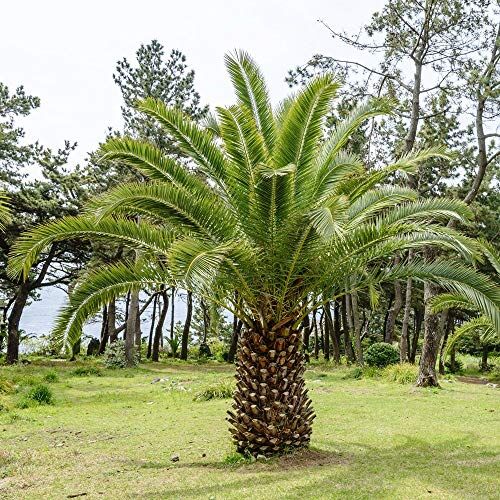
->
(141, 435), (498, 499)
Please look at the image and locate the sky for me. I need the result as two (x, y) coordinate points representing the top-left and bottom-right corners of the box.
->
(2, 0), (385, 338)
(1, 0), (384, 165)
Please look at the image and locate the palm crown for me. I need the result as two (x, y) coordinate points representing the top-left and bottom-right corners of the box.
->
(8, 51), (499, 456)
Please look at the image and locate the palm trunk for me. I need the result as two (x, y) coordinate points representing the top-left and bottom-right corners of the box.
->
(228, 325), (315, 457)
(180, 291), (193, 360)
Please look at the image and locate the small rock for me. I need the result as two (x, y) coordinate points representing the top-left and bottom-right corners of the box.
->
(256, 454), (267, 461)
(151, 378), (161, 384)
(55, 442), (64, 447)
(171, 453), (179, 462)
(486, 383), (498, 388)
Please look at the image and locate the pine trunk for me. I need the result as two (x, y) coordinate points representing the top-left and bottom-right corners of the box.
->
(180, 291), (193, 360)
(416, 283), (441, 387)
(228, 326), (315, 457)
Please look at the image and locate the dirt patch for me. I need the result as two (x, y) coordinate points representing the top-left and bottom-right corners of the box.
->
(456, 376), (489, 385)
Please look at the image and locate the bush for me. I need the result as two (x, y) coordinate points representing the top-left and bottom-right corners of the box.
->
(342, 367), (363, 380)
(19, 384), (54, 407)
(365, 343), (399, 368)
(43, 370), (59, 383)
(194, 380), (235, 401)
(383, 363), (418, 384)
(103, 340), (138, 369)
(444, 359), (464, 374)
(70, 366), (102, 377)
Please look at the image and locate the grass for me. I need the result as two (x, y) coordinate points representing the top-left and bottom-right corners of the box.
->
(0, 359), (498, 499)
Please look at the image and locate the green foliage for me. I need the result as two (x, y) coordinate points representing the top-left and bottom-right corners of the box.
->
(103, 340), (138, 369)
(342, 367), (363, 380)
(165, 334), (181, 358)
(70, 366), (102, 377)
(444, 359), (464, 374)
(43, 370), (59, 383)
(194, 380), (235, 401)
(365, 343), (400, 368)
(19, 384), (54, 407)
(383, 363), (418, 384)
(0, 395), (13, 412)
(223, 452), (253, 465)
(7, 52), (500, 357)
(0, 378), (15, 394)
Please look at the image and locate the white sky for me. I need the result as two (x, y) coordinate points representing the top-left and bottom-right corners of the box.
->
(1, 0), (384, 164)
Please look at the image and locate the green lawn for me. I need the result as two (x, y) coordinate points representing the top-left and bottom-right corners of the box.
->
(0, 360), (499, 499)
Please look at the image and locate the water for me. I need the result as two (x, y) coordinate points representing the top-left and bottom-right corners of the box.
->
(20, 286), (188, 339)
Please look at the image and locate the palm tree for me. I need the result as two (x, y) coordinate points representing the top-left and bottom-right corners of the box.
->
(8, 52), (500, 457)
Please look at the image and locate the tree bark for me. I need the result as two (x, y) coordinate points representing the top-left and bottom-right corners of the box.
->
(480, 345), (489, 372)
(125, 290), (139, 366)
(147, 295), (158, 359)
(409, 307), (423, 363)
(322, 308), (330, 361)
(332, 300), (342, 364)
(324, 302), (339, 363)
(340, 296), (355, 362)
(108, 300), (117, 343)
(6, 283), (30, 364)
(170, 286), (175, 340)
(312, 309), (319, 359)
(416, 282), (441, 387)
(228, 325), (314, 457)
(97, 305), (109, 355)
(347, 292), (363, 365)
(301, 313), (311, 362)
(400, 276), (412, 363)
(180, 291), (193, 360)
(385, 258), (403, 343)
(152, 290), (168, 362)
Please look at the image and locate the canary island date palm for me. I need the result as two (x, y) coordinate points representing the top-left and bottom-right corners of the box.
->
(9, 52), (500, 457)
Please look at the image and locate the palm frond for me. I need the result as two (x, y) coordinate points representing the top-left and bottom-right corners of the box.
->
(8, 217), (175, 279)
(224, 50), (275, 153)
(137, 98), (228, 187)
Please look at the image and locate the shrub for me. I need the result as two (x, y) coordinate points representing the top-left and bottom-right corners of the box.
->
(342, 367), (363, 380)
(365, 343), (399, 368)
(103, 340), (138, 369)
(43, 370), (59, 383)
(70, 366), (102, 377)
(19, 384), (54, 407)
(194, 380), (235, 401)
(383, 363), (418, 384)
(444, 358), (464, 374)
